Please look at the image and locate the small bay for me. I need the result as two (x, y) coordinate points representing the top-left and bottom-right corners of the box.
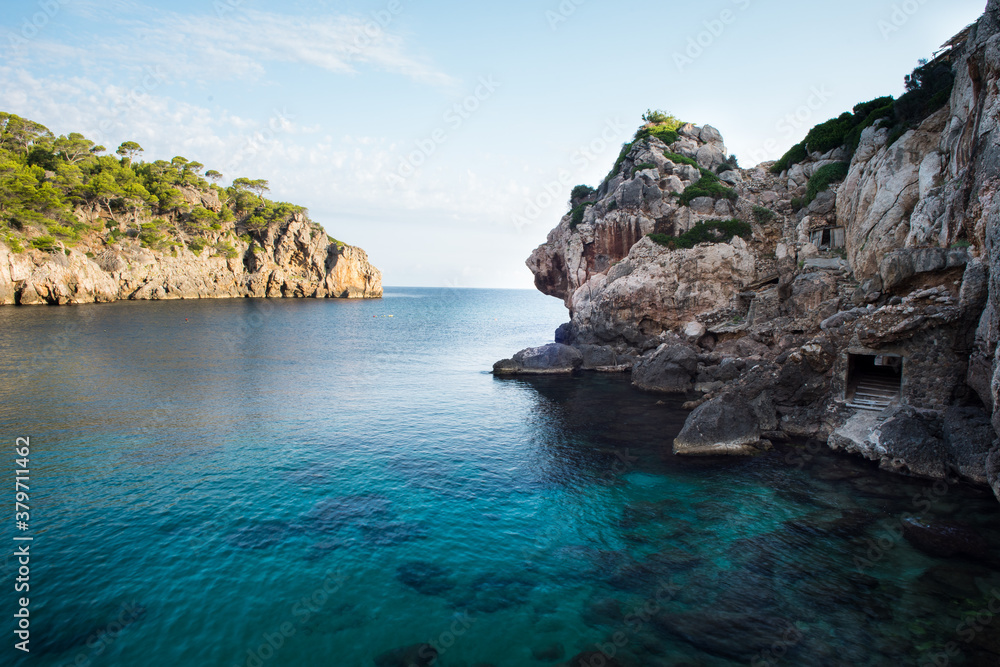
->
(1, 289), (998, 666)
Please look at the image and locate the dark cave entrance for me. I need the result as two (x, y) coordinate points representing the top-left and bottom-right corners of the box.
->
(846, 353), (903, 410)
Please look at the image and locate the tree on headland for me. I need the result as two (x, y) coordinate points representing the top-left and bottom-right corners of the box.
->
(116, 141), (143, 164)
(232, 177), (270, 200)
(55, 133), (102, 164)
(0, 113), (53, 156)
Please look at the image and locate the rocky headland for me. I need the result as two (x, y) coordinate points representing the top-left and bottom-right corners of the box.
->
(497, 2), (1000, 501)
(0, 121), (381, 306)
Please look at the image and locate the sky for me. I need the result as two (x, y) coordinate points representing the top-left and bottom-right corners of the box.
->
(0, 0), (987, 288)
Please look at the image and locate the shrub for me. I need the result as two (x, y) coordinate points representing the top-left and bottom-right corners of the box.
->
(635, 125), (679, 145)
(715, 154), (739, 173)
(790, 197), (805, 210)
(804, 162), (850, 205)
(570, 185), (595, 202)
(678, 170), (737, 205)
(648, 219), (752, 250)
(138, 228), (168, 250)
(752, 205), (776, 224)
(607, 199), (618, 212)
(804, 112), (855, 154)
(641, 110), (683, 128)
(663, 151), (699, 168)
(238, 234), (251, 244)
(770, 143), (807, 174)
(896, 59), (954, 127)
(844, 100), (895, 151)
(30, 236), (58, 252)
(6, 236), (25, 253)
(951, 239), (971, 249)
(631, 162), (657, 176)
(569, 202), (595, 229)
(188, 238), (207, 255)
(214, 241), (238, 259)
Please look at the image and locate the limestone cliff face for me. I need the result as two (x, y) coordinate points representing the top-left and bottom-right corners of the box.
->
(528, 124), (734, 307)
(515, 1), (1000, 494)
(0, 211), (382, 305)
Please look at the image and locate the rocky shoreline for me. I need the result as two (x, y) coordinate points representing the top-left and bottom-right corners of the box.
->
(497, 2), (1000, 503)
(0, 205), (382, 306)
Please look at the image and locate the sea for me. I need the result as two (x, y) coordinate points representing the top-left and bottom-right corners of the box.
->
(1, 287), (998, 666)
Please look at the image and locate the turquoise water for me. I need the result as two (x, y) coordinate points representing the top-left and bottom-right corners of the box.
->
(1, 288), (1000, 667)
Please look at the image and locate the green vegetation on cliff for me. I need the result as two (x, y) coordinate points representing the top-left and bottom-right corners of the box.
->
(804, 162), (851, 205)
(771, 58), (955, 174)
(648, 219), (751, 250)
(678, 169), (737, 205)
(0, 111), (329, 255)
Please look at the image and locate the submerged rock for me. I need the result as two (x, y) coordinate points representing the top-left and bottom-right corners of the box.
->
(654, 610), (801, 662)
(493, 343), (583, 375)
(395, 561), (456, 597)
(673, 393), (769, 456)
(901, 517), (990, 561)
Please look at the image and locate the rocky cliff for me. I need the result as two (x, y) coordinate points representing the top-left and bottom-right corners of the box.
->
(0, 113), (381, 306)
(499, 1), (1000, 499)
(0, 210), (381, 306)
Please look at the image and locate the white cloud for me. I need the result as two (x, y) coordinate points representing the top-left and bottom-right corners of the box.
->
(18, 1), (457, 89)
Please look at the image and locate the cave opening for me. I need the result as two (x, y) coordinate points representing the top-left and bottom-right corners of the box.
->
(846, 353), (903, 411)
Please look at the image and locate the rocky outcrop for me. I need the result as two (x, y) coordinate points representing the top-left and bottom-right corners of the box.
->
(527, 124), (741, 309)
(502, 2), (1000, 498)
(672, 393), (771, 456)
(0, 212), (381, 305)
(493, 343), (583, 375)
(631, 342), (698, 393)
(829, 404), (995, 484)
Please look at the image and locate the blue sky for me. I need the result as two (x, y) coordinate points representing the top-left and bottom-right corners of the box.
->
(0, 0), (986, 288)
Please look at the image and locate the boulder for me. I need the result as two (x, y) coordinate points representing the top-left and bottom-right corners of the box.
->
(683, 321), (707, 341)
(578, 344), (633, 371)
(493, 344), (583, 375)
(718, 170), (742, 185)
(874, 406), (950, 479)
(631, 344), (698, 393)
(673, 393), (768, 456)
(943, 406), (996, 484)
(696, 143), (726, 171)
(554, 322), (575, 344)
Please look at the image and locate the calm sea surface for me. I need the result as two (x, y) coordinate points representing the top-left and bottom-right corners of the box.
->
(1, 288), (999, 666)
